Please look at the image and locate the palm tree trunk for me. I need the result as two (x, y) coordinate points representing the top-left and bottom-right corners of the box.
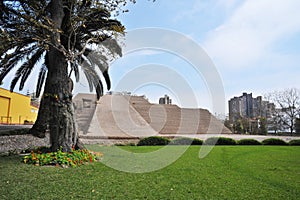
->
(46, 47), (78, 152)
(29, 94), (50, 138)
(46, 0), (78, 152)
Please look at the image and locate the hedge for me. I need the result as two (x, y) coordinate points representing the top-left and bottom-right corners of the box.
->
(288, 139), (300, 146)
(169, 137), (203, 145)
(137, 136), (170, 146)
(204, 137), (236, 145)
(262, 138), (287, 145)
(237, 139), (261, 145)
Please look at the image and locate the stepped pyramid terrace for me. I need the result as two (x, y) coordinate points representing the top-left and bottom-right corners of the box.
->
(74, 93), (231, 143)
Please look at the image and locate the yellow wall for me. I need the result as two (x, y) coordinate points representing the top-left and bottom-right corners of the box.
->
(0, 88), (38, 124)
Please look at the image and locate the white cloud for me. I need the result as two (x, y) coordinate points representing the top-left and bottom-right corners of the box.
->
(216, 0), (241, 11)
(173, 1), (206, 22)
(173, 0), (241, 25)
(127, 49), (164, 56)
(204, 0), (300, 69)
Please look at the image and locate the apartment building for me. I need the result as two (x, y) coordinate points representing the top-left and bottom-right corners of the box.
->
(229, 92), (275, 121)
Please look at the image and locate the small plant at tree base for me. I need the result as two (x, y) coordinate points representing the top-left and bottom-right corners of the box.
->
(288, 139), (300, 146)
(237, 139), (262, 145)
(137, 136), (170, 146)
(262, 138), (287, 146)
(21, 146), (50, 154)
(23, 147), (102, 168)
(169, 137), (203, 145)
(204, 137), (237, 145)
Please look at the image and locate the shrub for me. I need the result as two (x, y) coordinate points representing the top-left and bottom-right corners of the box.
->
(204, 137), (236, 145)
(23, 147), (102, 168)
(288, 139), (300, 146)
(262, 138), (287, 145)
(137, 136), (170, 146)
(237, 139), (261, 145)
(169, 137), (203, 145)
(192, 138), (203, 145)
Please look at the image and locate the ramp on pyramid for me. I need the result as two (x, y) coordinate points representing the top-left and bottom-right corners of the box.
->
(80, 94), (157, 138)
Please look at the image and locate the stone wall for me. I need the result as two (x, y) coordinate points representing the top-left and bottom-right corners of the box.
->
(0, 134), (50, 154)
(0, 134), (139, 154)
(80, 138), (139, 145)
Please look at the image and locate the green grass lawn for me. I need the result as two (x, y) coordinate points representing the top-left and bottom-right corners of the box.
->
(0, 146), (299, 199)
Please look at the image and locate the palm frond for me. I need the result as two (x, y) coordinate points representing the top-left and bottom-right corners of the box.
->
(70, 62), (80, 82)
(80, 56), (104, 99)
(95, 79), (104, 100)
(84, 51), (111, 90)
(102, 38), (122, 57)
(0, 54), (23, 83)
(0, 43), (39, 84)
(0, 52), (28, 83)
(1, 0), (125, 98)
(73, 46), (109, 93)
(19, 49), (45, 90)
(85, 51), (109, 73)
(80, 56), (94, 92)
(83, 69), (94, 92)
(9, 48), (44, 92)
(35, 64), (47, 97)
(102, 70), (111, 90)
(0, 38), (36, 58)
(0, 42), (37, 66)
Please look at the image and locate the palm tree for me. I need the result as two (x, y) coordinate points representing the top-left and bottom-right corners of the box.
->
(0, 0), (125, 151)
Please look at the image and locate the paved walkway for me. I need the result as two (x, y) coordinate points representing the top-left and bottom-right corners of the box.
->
(0, 125), (32, 132)
(159, 134), (300, 142)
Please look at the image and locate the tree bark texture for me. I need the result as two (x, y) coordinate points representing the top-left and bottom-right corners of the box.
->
(46, 0), (78, 152)
(30, 56), (51, 138)
(47, 47), (78, 152)
(29, 93), (50, 138)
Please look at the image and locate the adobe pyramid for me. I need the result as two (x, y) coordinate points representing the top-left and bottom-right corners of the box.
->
(74, 93), (231, 139)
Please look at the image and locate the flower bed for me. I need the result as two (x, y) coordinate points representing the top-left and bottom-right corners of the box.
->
(23, 147), (102, 168)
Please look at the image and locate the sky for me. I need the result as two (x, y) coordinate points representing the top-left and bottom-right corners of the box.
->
(108, 0), (300, 115)
(2, 0), (300, 115)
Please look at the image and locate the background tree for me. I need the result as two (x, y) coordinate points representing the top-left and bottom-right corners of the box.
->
(258, 117), (267, 135)
(223, 118), (234, 133)
(232, 118), (247, 134)
(0, 0), (132, 151)
(266, 88), (300, 135)
(267, 110), (285, 134)
(249, 119), (259, 135)
(295, 118), (300, 135)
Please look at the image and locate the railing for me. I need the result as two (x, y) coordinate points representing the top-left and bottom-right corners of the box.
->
(0, 116), (12, 124)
